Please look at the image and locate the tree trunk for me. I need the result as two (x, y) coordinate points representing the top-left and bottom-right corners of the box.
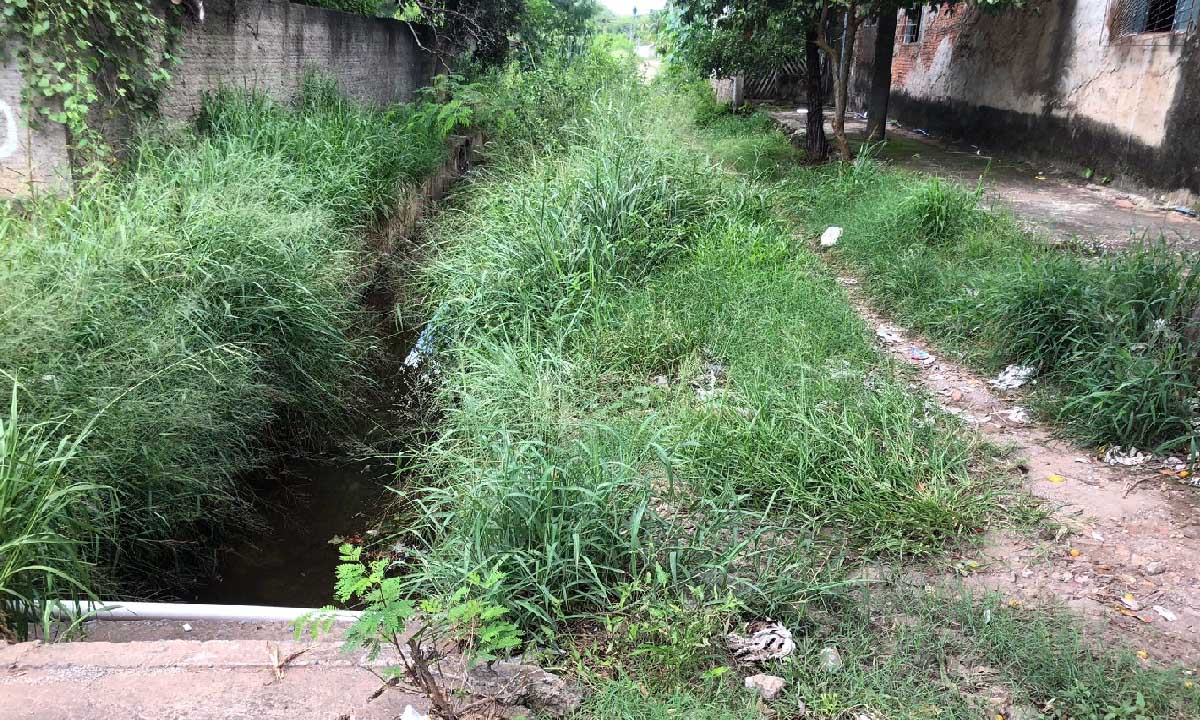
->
(815, 4), (859, 161)
(831, 8), (858, 160)
(804, 29), (830, 163)
(865, 8), (898, 142)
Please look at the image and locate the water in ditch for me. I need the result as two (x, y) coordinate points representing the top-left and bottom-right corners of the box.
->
(191, 331), (426, 608)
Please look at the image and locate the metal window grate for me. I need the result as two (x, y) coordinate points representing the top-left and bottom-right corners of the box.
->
(902, 6), (923, 43)
(1112, 0), (1199, 37)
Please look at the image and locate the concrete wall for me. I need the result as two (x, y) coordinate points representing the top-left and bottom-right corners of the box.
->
(1, 1), (433, 197)
(852, 1), (1200, 193)
(0, 47), (72, 197)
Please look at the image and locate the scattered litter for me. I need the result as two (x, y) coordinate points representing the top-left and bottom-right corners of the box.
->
(817, 646), (843, 673)
(875, 325), (904, 344)
(1104, 446), (1152, 466)
(1090, 531), (1105, 541)
(401, 706), (430, 720)
(1153, 606), (1178, 622)
(909, 347), (935, 367)
(1047, 474), (1066, 484)
(1136, 650), (1149, 660)
(989, 364), (1036, 390)
(404, 323), (439, 368)
(727, 621), (795, 662)
(820, 226), (843, 247)
(652, 374), (670, 388)
(1120, 594), (1141, 611)
(1172, 206), (1199, 218)
(837, 276), (859, 285)
(1002, 406), (1030, 424)
(182, 623), (193, 633)
(1068, 547), (1081, 557)
(744, 674), (786, 701)
(1074, 457), (1089, 463)
(913, 128), (930, 136)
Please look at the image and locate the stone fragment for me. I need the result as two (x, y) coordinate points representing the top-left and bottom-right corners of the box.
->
(743, 673), (786, 701)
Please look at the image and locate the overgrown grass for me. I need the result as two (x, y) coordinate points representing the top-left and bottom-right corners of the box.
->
(685, 101), (1200, 454)
(0, 76), (448, 602)
(396, 68), (995, 645)
(380, 68), (1199, 718)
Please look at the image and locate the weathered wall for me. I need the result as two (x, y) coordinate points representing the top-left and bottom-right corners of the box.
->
(1, 1), (433, 197)
(0, 46), (72, 197)
(851, 2), (1200, 193)
(160, 0), (433, 121)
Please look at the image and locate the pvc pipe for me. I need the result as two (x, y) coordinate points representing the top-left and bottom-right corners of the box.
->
(55, 601), (361, 624)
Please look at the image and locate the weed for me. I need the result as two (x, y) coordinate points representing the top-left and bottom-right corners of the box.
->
(0, 384), (109, 640)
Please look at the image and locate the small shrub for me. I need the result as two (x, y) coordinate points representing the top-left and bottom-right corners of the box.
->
(890, 177), (985, 246)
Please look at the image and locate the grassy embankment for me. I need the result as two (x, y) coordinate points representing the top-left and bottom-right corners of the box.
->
(700, 107), (1200, 455)
(387, 62), (1199, 720)
(0, 77), (449, 635)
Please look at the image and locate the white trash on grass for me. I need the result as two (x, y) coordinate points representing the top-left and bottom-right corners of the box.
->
(1104, 446), (1152, 466)
(820, 226), (842, 247)
(989, 364), (1036, 390)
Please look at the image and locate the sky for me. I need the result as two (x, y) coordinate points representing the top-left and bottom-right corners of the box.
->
(600, 0), (667, 16)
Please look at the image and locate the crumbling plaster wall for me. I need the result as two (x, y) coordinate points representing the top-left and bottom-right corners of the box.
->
(854, 1), (1200, 192)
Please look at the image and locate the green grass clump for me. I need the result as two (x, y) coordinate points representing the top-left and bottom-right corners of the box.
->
(0, 387), (109, 639)
(765, 142), (1200, 452)
(0, 77), (448, 590)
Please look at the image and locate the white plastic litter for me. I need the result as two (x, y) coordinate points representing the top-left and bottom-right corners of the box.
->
(1152, 605), (1178, 622)
(1104, 446), (1152, 467)
(989, 364), (1036, 390)
(1003, 407), (1030, 424)
(401, 706), (430, 720)
(820, 226), (843, 247)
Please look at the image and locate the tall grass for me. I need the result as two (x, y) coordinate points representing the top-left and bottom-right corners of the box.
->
(781, 160), (1200, 451)
(0, 76), (449, 590)
(0, 384), (108, 639)
(397, 64), (995, 637)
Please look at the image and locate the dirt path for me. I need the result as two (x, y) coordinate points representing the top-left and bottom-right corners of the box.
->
(773, 110), (1200, 252)
(832, 273), (1200, 665)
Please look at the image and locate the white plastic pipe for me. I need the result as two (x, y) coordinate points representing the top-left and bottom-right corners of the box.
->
(55, 601), (361, 624)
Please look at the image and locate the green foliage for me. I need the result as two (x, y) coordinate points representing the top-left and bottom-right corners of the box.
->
(301, 545), (522, 671)
(0, 384), (109, 640)
(0, 78), (449, 588)
(0, 0), (177, 168)
(782, 152), (1200, 451)
(889, 177), (986, 246)
(298, 0), (382, 14)
(595, 567), (743, 684)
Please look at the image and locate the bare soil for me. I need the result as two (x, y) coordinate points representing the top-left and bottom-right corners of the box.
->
(835, 274), (1200, 667)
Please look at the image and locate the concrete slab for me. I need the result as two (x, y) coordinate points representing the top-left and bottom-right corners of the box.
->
(0, 639), (426, 720)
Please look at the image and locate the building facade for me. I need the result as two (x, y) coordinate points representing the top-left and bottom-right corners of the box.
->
(852, 0), (1200, 193)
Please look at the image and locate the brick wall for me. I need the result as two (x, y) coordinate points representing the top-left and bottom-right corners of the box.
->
(849, 3), (1200, 193)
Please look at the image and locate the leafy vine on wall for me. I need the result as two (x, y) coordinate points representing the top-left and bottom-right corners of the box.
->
(0, 0), (182, 171)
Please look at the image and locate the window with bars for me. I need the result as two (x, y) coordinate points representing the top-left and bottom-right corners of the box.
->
(902, 6), (923, 43)
(1113, 0), (1199, 36)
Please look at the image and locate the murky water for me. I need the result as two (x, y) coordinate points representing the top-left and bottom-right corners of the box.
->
(191, 455), (396, 607)
(192, 329), (424, 608)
